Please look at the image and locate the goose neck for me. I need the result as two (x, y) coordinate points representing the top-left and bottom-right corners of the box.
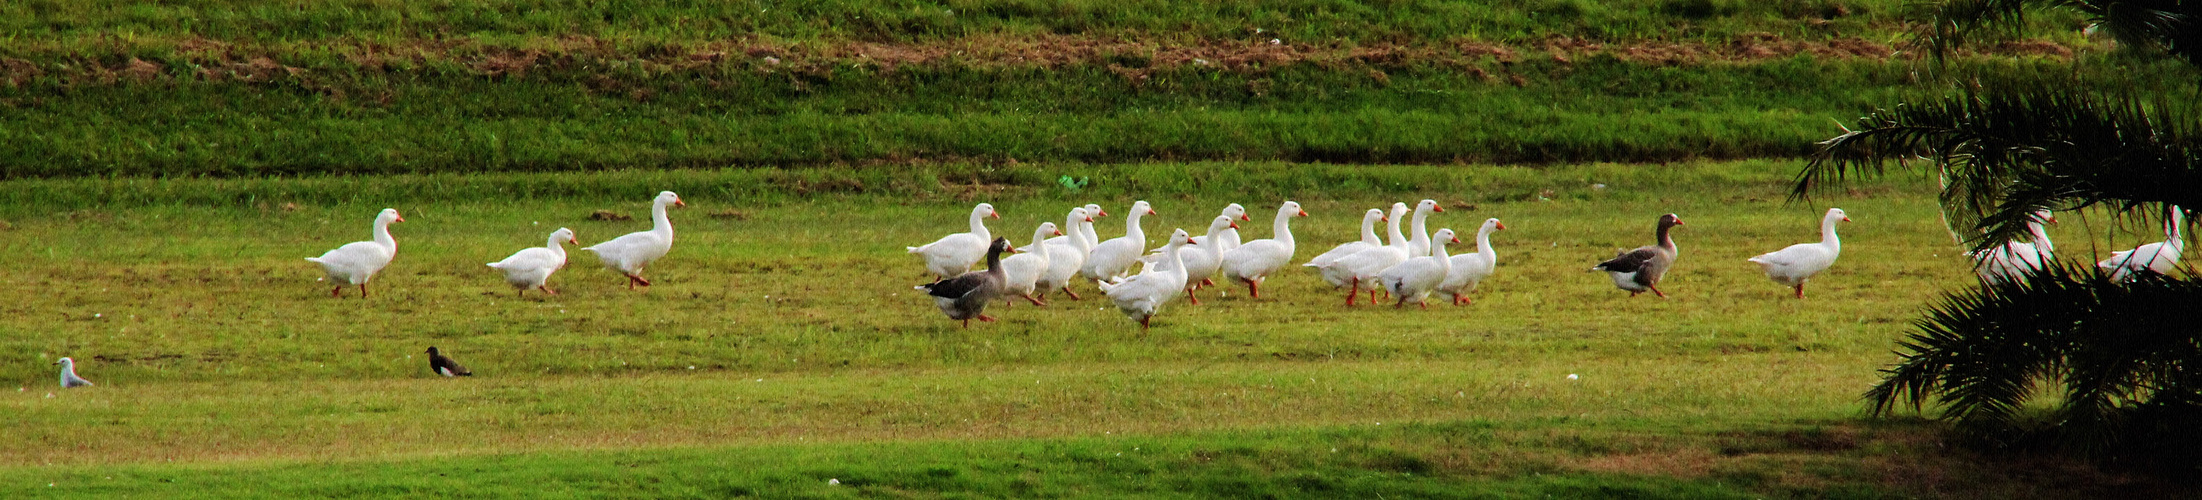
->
(373, 216), (397, 250)
(652, 199), (675, 240)
(1272, 209), (1295, 246)
(1029, 227), (1053, 259)
(1360, 214), (1382, 246)
(1821, 215), (1842, 250)
(1476, 226), (1497, 261)
(967, 209), (990, 240)
(1656, 223), (1676, 252)
(1385, 212), (1407, 248)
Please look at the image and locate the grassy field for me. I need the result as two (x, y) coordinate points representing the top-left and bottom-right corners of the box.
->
(1, 160), (2183, 496)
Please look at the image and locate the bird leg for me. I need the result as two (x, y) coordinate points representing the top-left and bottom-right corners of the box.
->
(330, 285), (344, 298)
(1394, 295), (1407, 308)
(516, 289), (525, 298)
(1793, 284), (1805, 299)
(1139, 316), (1150, 330)
(1201, 278), (1215, 288)
(1061, 287), (1084, 300)
(540, 286), (557, 295)
(1024, 294), (1046, 306)
(978, 314), (997, 322)
(962, 318), (971, 328)
(1246, 279), (1261, 299)
(1345, 278), (1360, 306)
(1186, 287), (1202, 305)
(1368, 287), (1379, 304)
(1419, 299), (1429, 310)
(1650, 285), (1668, 298)
(359, 284), (370, 299)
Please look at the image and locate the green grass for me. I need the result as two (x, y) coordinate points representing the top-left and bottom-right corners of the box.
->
(4, 160), (2182, 496)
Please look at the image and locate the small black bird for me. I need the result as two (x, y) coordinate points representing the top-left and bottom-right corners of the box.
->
(426, 347), (472, 377)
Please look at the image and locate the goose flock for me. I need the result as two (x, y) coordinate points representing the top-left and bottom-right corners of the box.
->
(40, 193), (2193, 387)
(911, 200), (1881, 330)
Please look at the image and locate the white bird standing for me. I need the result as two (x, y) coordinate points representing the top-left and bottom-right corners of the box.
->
(1141, 215), (1239, 305)
(1082, 200), (1156, 283)
(1100, 229), (1196, 329)
(1439, 218), (1508, 306)
(1216, 201), (1307, 299)
(305, 208), (405, 298)
(907, 203), (1000, 279)
(54, 357), (92, 388)
(1307, 208), (1388, 268)
(1039, 207), (1094, 300)
(581, 191), (686, 290)
(1971, 210), (2056, 284)
(1377, 228), (1459, 309)
(487, 227), (577, 297)
(1748, 208), (1850, 299)
(1315, 202), (1410, 306)
(1000, 222), (1063, 306)
(1405, 199), (1445, 257)
(2100, 207), (2186, 281)
(1191, 203), (1250, 251)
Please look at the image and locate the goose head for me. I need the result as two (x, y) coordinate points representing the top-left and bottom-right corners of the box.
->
(425, 347), (441, 355)
(989, 237), (1018, 254)
(1418, 199), (1443, 213)
(1207, 216), (1238, 235)
(972, 203), (998, 220)
(1039, 222), (1062, 238)
(1659, 213), (1684, 228)
(1132, 200), (1156, 216)
(378, 208), (406, 224)
(1224, 203), (1249, 221)
(1365, 209), (1387, 223)
(552, 227), (578, 245)
(1085, 204), (1107, 218)
(1280, 201), (1307, 218)
(1390, 203), (1409, 220)
(1168, 228), (1195, 246)
(52, 357), (72, 368)
(656, 191), (686, 209)
(1434, 228), (1460, 244)
(1483, 218), (1507, 232)
(1826, 208), (1851, 223)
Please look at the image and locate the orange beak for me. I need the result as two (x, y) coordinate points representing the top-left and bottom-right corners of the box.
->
(1147, 208), (1158, 215)
(1841, 216), (1852, 222)
(1229, 221), (1240, 229)
(1006, 244), (1019, 254)
(1496, 222), (1508, 230)
(1084, 217), (1094, 222)
(570, 237), (579, 244)
(989, 210), (1000, 219)
(1381, 216), (1389, 222)
(1053, 228), (1065, 236)
(674, 200), (687, 208)
(1185, 238), (1197, 244)
(1239, 213), (1251, 221)
(1433, 205), (1445, 212)
(1296, 210), (1309, 217)
(1451, 235), (1461, 243)
(1097, 210), (1109, 217)
(394, 215), (407, 223)
(2047, 215), (2059, 224)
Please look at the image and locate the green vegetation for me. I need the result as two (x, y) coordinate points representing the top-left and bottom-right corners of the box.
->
(3, 161), (2183, 495)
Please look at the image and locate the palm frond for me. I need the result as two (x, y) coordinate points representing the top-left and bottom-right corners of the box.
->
(1796, 86), (2202, 253)
(1866, 263), (2202, 454)
(1916, 0), (2202, 68)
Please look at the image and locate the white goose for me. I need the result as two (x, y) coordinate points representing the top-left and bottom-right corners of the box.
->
(2100, 207), (2186, 281)
(582, 191), (685, 290)
(1439, 218), (1507, 306)
(1217, 201), (1307, 299)
(1307, 208), (1388, 268)
(1044, 204), (1106, 250)
(305, 208), (405, 298)
(1039, 207), (1094, 300)
(1748, 208), (1849, 298)
(907, 203), (999, 279)
(1191, 203), (1250, 252)
(1405, 199), (1445, 257)
(1100, 228), (1195, 329)
(1315, 202), (1410, 305)
(1000, 222), (1063, 306)
(1377, 228), (1459, 309)
(1142, 215), (1238, 305)
(1971, 210), (2056, 284)
(488, 227), (577, 297)
(1082, 200), (1155, 283)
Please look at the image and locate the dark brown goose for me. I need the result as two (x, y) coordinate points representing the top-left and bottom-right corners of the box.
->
(1592, 213), (1683, 298)
(427, 346), (472, 377)
(917, 237), (1016, 327)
